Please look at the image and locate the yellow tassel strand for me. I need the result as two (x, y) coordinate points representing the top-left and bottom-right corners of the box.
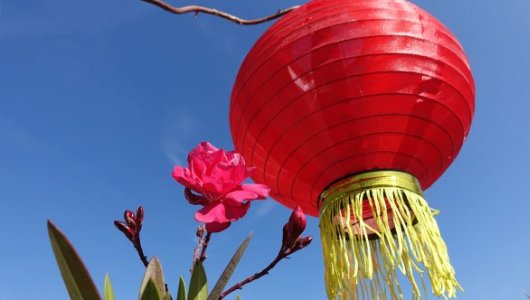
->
(319, 171), (462, 300)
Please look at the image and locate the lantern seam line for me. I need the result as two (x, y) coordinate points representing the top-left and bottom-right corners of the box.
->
(233, 37), (473, 140)
(287, 132), (444, 211)
(233, 10), (465, 101)
(235, 58), (473, 158)
(233, 18), (469, 107)
(261, 108), (459, 188)
(240, 68), (471, 166)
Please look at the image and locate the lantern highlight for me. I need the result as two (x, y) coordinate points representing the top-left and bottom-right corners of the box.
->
(229, 0), (474, 298)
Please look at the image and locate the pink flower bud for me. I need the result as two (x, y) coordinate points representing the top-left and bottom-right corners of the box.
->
(114, 220), (134, 241)
(281, 206), (307, 251)
(136, 206), (144, 224)
(124, 210), (136, 229)
(295, 236), (313, 249)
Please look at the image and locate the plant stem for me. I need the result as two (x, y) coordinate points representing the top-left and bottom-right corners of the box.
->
(191, 225), (205, 272)
(200, 232), (212, 262)
(219, 237), (312, 299)
(134, 236), (149, 267)
(219, 249), (293, 299)
(141, 0), (300, 25)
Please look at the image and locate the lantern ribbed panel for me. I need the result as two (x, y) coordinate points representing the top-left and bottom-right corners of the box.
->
(230, 0), (475, 217)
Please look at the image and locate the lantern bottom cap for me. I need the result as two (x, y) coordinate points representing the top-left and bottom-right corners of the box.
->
(318, 170), (461, 299)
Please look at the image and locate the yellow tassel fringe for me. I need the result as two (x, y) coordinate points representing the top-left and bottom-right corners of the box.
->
(319, 171), (461, 299)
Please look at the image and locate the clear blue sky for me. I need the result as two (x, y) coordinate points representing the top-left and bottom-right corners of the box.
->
(1, 0), (529, 299)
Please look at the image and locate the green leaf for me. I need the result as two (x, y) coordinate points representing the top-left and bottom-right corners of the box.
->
(236, 296), (241, 300)
(188, 261), (208, 300)
(104, 274), (115, 300)
(177, 277), (187, 300)
(141, 279), (161, 300)
(162, 293), (172, 300)
(139, 257), (167, 300)
(207, 233), (253, 300)
(47, 220), (101, 300)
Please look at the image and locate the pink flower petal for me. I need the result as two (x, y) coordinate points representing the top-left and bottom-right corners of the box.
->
(200, 141), (219, 152)
(208, 164), (239, 194)
(195, 201), (250, 224)
(172, 166), (198, 189)
(189, 155), (207, 179)
(188, 142), (220, 179)
(225, 189), (261, 205)
(241, 183), (270, 198)
(223, 150), (240, 165)
(225, 164), (249, 189)
(190, 142), (218, 159)
(224, 201), (250, 220)
(195, 202), (230, 223)
(205, 221), (231, 233)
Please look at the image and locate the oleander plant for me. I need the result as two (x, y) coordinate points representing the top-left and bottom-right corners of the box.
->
(48, 142), (312, 300)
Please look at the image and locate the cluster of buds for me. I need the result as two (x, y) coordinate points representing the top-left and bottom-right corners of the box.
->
(114, 206), (144, 246)
(114, 206), (149, 267)
(280, 206), (312, 255)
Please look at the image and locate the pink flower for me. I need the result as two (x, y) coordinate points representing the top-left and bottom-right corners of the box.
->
(281, 206), (307, 252)
(173, 142), (270, 232)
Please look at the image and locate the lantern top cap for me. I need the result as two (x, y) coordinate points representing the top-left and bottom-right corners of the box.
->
(319, 170), (422, 213)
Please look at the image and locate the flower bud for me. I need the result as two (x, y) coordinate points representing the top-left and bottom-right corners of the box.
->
(294, 236), (313, 249)
(281, 206), (307, 251)
(114, 220), (134, 241)
(124, 210), (136, 229)
(136, 206), (144, 224)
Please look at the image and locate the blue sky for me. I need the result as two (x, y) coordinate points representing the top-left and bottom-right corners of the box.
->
(1, 0), (530, 299)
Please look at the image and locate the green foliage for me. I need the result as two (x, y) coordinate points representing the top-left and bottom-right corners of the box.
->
(139, 257), (167, 300)
(48, 222), (256, 300)
(188, 261), (208, 300)
(177, 277), (187, 300)
(141, 279), (162, 300)
(47, 220), (101, 300)
(104, 274), (116, 300)
(208, 233), (253, 300)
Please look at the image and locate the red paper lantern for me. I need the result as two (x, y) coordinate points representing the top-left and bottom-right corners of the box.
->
(229, 0), (474, 299)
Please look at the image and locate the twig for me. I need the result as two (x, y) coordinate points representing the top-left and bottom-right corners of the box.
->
(200, 232), (212, 262)
(219, 238), (311, 299)
(134, 235), (150, 267)
(220, 253), (284, 299)
(141, 0), (300, 25)
(114, 207), (149, 268)
(191, 225), (206, 272)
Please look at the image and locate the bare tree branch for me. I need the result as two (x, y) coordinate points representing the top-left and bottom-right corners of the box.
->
(141, 0), (300, 25)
